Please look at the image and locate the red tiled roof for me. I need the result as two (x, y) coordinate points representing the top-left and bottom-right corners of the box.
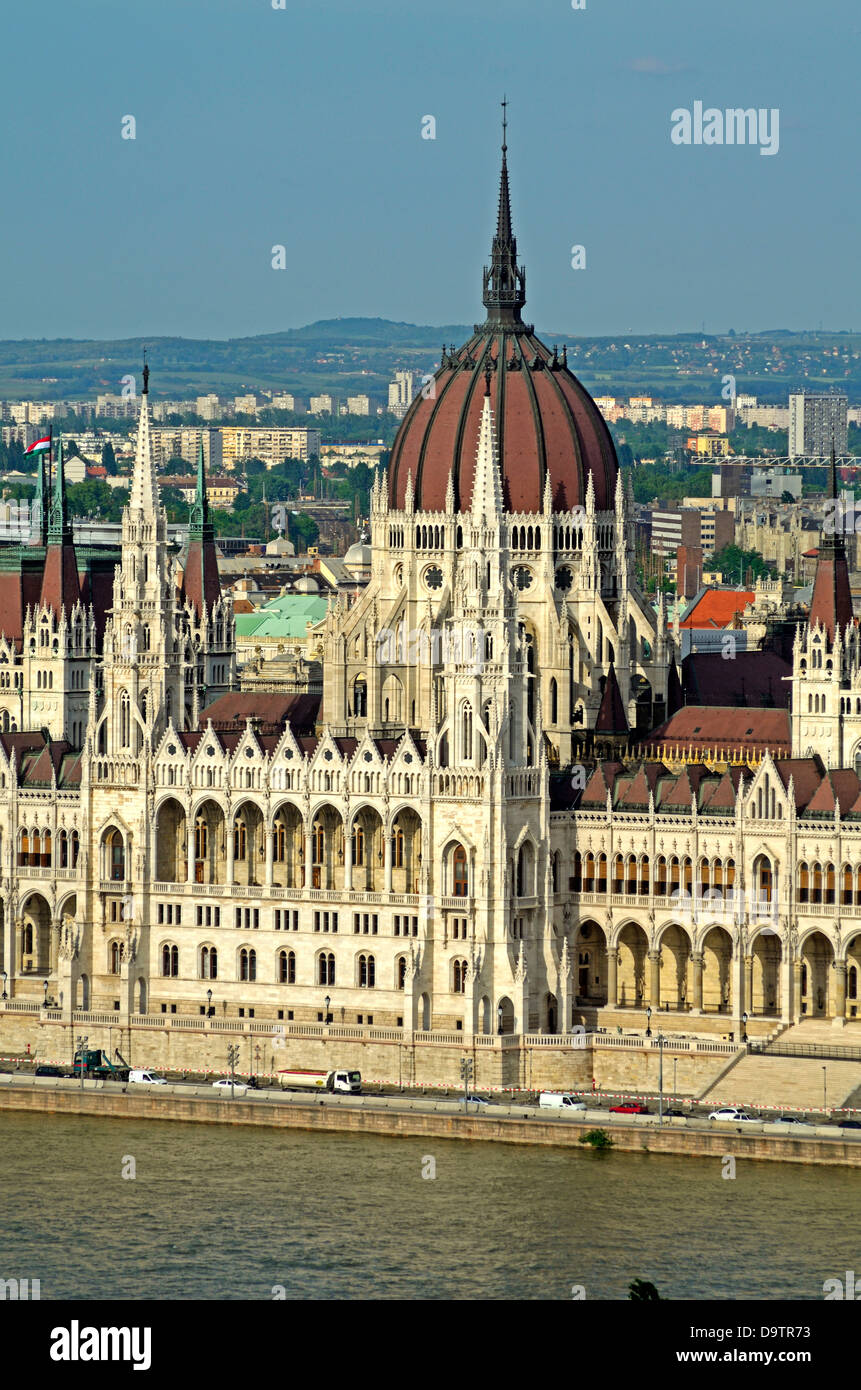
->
(680, 589), (754, 630)
(643, 705), (790, 757)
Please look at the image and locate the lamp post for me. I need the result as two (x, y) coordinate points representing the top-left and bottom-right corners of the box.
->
(1, 970), (7, 1000)
(497, 1003), (503, 1035)
(823, 1066), (827, 1113)
(460, 1055), (474, 1112)
(77, 1034), (88, 1091)
(741, 1011), (748, 1044)
(206, 988), (213, 1019)
(227, 1044), (240, 1100)
(324, 994), (331, 1026)
(645, 1005), (652, 1038)
(42, 979), (48, 1007)
(658, 1034), (665, 1124)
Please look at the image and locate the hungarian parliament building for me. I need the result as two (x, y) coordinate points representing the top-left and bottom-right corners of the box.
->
(1, 134), (860, 1049)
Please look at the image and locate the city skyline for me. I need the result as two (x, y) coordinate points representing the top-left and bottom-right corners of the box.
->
(2, 0), (857, 341)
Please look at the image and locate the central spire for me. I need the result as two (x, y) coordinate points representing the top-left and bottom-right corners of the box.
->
(481, 98), (527, 331)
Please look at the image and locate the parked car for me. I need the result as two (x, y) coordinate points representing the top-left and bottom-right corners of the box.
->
(609, 1102), (650, 1115)
(709, 1107), (757, 1122)
(773, 1115), (809, 1125)
(35, 1064), (65, 1078)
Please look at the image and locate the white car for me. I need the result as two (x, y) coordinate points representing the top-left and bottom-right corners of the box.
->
(212, 1078), (247, 1093)
(709, 1107), (757, 1122)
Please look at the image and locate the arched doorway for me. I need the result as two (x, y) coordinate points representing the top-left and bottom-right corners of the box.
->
(658, 923), (692, 1010)
(20, 893), (52, 974)
(800, 931), (834, 1017)
(546, 993), (558, 1034)
(155, 798), (187, 882)
(272, 802), (303, 888)
(192, 801), (226, 885)
(496, 996), (515, 1034)
(701, 926), (733, 1013)
(616, 922), (648, 1007)
(575, 922), (607, 1003)
(751, 929), (781, 1016)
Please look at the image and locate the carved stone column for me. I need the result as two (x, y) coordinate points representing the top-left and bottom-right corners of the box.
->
(690, 952), (704, 1014)
(833, 960), (847, 1027)
(648, 950), (661, 1009)
(606, 947), (618, 1007)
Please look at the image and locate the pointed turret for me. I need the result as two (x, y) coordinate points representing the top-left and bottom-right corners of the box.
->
(31, 448), (48, 546)
(181, 441), (222, 617)
(39, 441), (80, 616)
(470, 382), (504, 522)
(128, 359), (162, 520)
(809, 440), (853, 643)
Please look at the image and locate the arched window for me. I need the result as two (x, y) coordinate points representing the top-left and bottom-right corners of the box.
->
(452, 845), (468, 897)
(392, 824), (404, 868)
(462, 703), (473, 761)
(358, 953), (376, 988)
(452, 959), (468, 993)
(397, 956), (407, 990)
(549, 677), (558, 724)
(352, 675), (367, 718)
(195, 816), (208, 861)
(119, 690), (131, 748)
(318, 952), (335, 986)
(109, 940), (123, 974)
(233, 819), (247, 861)
(240, 947), (257, 982)
(312, 822), (325, 864)
(107, 829), (125, 881)
(200, 946), (218, 979)
(279, 950), (296, 984)
(352, 823), (364, 866)
(162, 944), (178, 977)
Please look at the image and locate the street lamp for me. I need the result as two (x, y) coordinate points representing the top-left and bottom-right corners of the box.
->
(42, 979), (48, 1006)
(497, 1003), (503, 1035)
(645, 1006), (652, 1038)
(658, 1033), (664, 1125)
(227, 1044), (240, 1100)
(741, 1011), (748, 1044)
(206, 988), (213, 1018)
(1, 971), (7, 1000)
(460, 1055), (474, 1112)
(324, 995), (331, 1026)
(823, 1066), (828, 1113)
(77, 1034), (88, 1091)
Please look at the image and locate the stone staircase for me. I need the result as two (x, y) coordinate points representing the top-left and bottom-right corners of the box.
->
(699, 1054), (861, 1111)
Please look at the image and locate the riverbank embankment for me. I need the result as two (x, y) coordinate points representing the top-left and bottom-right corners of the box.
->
(3, 1079), (861, 1168)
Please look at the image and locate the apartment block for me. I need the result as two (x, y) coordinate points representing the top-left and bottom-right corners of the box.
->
(221, 427), (322, 468)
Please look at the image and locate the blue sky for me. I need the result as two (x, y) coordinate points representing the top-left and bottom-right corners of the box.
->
(1, 0), (856, 339)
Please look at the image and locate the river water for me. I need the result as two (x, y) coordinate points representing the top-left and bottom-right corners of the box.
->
(1, 1111), (857, 1299)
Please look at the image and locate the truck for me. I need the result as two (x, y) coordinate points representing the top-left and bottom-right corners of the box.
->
(71, 1048), (130, 1082)
(277, 1068), (361, 1095)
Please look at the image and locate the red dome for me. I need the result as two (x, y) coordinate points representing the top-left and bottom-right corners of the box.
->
(388, 127), (618, 515)
(387, 333), (618, 514)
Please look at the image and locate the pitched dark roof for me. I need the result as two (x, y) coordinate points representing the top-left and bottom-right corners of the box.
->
(682, 651), (792, 710)
(595, 663), (628, 735)
(199, 692), (320, 732)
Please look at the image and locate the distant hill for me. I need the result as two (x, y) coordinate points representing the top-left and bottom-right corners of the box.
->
(0, 320), (859, 405)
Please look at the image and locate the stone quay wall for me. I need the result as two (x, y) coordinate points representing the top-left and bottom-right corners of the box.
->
(1, 1083), (860, 1169)
(0, 1009), (737, 1097)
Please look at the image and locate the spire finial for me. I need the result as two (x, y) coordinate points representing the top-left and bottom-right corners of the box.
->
(481, 102), (526, 329)
(501, 94), (508, 154)
(142, 347), (149, 396)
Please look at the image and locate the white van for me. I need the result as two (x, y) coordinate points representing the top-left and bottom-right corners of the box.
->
(538, 1091), (586, 1111)
(128, 1069), (167, 1085)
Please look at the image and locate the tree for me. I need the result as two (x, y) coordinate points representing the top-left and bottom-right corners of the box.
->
(162, 456), (189, 475)
(628, 1279), (661, 1301)
(101, 441), (117, 476)
(288, 512), (319, 552)
(704, 543), (770, 583)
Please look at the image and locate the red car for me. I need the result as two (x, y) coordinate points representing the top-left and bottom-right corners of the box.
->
(609, 1102), (650, 1115)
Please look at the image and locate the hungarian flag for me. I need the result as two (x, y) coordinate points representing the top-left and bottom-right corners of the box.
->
(25, 436), (51, 455)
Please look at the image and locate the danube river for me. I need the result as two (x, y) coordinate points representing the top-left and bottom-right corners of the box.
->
(2, 1111), (857, 1299)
